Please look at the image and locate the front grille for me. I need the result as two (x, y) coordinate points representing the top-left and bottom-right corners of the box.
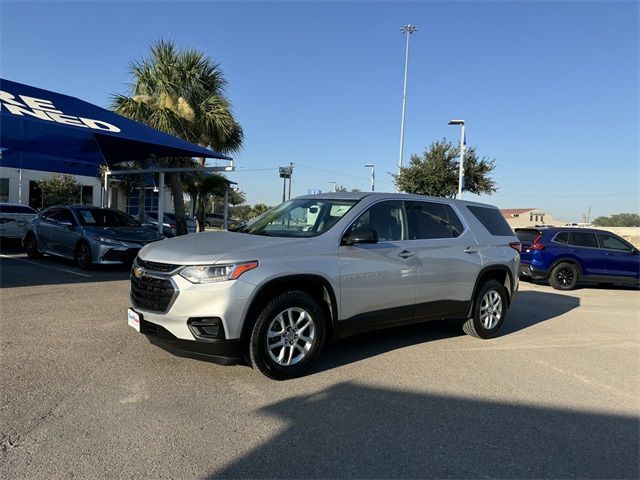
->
(136, 257), (180, 273)
(103, 248), (139, 263)
(131, 274), (176, 312)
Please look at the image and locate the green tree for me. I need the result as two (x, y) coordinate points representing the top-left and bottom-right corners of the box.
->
(593, 213), (640, 227)
(393, 139), (497, 197)
(184, 173), (228, 231)
(335, 185), (362, 192)
(250, 203), (270, 218)
(39, 174), (81, 208)
(112, 40), (244, 234)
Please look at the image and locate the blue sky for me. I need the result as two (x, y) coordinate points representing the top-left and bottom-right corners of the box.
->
(1, 0), (638, 221)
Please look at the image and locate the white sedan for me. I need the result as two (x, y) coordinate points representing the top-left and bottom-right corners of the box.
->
(0, 203), (37, 238)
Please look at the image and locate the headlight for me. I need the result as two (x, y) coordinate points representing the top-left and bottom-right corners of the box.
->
(179, 261), (258, 284)
(94, 235), (126, 246)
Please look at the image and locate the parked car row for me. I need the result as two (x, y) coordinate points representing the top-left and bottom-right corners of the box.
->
(136, 211), (196, 237)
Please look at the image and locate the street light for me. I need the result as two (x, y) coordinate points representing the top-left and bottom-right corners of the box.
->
(448, 119), (465, 199)
(397, 24), (417, 186)
(364, 164), (375, 192)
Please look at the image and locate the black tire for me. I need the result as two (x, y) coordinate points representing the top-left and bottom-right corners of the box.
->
(463, 279), (508, 339)
(75, 241), (93, 270)
(249, 291), (326, 380)
(24, 233), (43, 258)
(549, 262), (579, 290)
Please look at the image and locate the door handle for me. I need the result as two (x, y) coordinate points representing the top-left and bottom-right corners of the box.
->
(463, 246), (478, 254)
(397, 250), (415, 258)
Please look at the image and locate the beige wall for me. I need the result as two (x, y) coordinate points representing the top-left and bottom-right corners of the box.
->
(504, 211), (566, 229)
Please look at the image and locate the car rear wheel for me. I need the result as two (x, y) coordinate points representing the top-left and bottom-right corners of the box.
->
(249, 291), (326, 380)
(463, 279), (508, 339)
(549, 262), (578, 290)
(24, 233), (43, 258)
(75, 241), (93, 270)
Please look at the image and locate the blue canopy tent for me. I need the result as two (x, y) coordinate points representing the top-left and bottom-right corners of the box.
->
(0, 78), (233, 233)
(0, 78), (230, 169)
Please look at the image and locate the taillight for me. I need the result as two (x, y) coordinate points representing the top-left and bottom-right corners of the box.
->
(528, 233), (544, 250)
(509, 242), (522, 253)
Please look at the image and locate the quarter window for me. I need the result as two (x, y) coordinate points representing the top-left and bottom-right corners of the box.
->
(598, 234), (631, 251)
(569, 232), (598, 248)
(407, 202), (464, 239)
(467, 206), (514, 236)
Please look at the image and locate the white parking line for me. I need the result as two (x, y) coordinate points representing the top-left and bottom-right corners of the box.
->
(0, 254), (93, 278)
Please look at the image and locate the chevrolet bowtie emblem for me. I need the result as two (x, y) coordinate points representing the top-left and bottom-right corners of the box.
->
(133, 266), (145, 278)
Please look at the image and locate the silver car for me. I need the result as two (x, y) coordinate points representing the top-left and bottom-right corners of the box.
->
(0, 203), (38, 238)
(23, 206), (164, 269)
(128, 193), (520, 379)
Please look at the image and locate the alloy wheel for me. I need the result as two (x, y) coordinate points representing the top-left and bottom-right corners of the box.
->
(479, 290), (503, 330)
(266, 307), (316, 366)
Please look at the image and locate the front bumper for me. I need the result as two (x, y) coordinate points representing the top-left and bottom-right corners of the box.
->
(139, 317), (242, 364)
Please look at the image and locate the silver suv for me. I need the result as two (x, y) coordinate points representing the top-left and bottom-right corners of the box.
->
(128, 193), (520, 379)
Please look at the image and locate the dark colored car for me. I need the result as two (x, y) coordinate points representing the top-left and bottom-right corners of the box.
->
(23, 206), (164, 269)
(205, 213), (242, 229)
(516, 227), (640, 290)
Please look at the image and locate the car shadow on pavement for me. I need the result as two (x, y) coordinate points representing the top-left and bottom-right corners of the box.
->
(313, 290), (579, 375)
(0, 239), (131, 288)
(209, 382), (638, 479)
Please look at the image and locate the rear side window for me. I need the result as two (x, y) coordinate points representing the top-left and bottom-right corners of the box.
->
(407, 201), (464, 239)
(515, 229), (541, 243)
(553, 232), (569, 244)
(0, 204), (37, 214)
(467, 206), (514, 236)
(569, 232), (598, 248)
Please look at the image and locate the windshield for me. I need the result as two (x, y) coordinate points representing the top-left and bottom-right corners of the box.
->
(76, 208), (140, 227)
(237, 199), (358, 237)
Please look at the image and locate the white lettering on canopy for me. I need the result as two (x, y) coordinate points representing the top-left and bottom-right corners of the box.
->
(0, 90), (122, 133)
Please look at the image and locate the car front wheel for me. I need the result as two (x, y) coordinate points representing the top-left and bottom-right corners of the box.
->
(249, 291), (326, 380)
(75, 241), (93, 270)
(463, 279), (508, 339)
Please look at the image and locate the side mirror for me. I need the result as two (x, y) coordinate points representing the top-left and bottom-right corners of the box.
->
(342, 227), (379, 246)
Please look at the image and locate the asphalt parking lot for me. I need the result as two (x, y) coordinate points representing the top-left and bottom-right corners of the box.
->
(1, 241), (639, 479)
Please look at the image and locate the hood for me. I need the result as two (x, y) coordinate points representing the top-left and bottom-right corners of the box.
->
(85, 226), (163, 244)
(138, 231), (308, 264)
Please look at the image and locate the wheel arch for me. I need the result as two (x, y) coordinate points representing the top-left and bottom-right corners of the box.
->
(549, 257), (583, 276)
(240, 274), (338, 342)
(469, 265), (515, 314)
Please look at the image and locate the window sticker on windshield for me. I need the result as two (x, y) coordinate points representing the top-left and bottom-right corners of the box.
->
(80, 210), (96, 224)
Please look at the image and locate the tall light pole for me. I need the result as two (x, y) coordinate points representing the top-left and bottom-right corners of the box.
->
(448, 119), (465, 199)
(364, 164), (375, 192)
(397, 24), (417, 186)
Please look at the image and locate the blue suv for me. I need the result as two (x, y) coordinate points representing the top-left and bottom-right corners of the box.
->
(516, 227), (639, 290)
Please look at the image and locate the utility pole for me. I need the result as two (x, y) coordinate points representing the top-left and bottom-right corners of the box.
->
(279, 165), (293, 203)
(288, 162), (293, 200)
(364, 164), (375, 192)
(397, 24), (417, 185)
(448, 119), (466, 199)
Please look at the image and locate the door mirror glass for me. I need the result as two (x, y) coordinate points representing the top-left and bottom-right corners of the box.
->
(343, 227), (379, 246)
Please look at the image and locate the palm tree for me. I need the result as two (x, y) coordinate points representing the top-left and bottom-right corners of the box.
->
(112, 40), (243, 234)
